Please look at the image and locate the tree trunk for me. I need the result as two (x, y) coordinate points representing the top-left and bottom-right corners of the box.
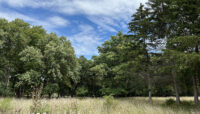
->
(16, 89), (21, 98)
(57, 93), (60, 98)
(192, 75), (199, 105)
(4, 68), (10, 89)
(173, 77), (180, 104)
(172, 70), (180, 104)
(144, 47), (152, 103)
(70, 88), (75, 97)
(26, 93), (30, 98)
(148, 74), (152, 103)
(22, 87), (24, 97)
(48, 93), (51, 99)
(16, 87), (22, 98)
(195, 45), (199, 53)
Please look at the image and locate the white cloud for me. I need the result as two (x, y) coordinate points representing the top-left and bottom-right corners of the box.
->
(88, 16), (119, 33)
(0, 9), (32, 22)
(0, 8), (69, 32)
(0, 0), (148, 17)
(48, 16), (69, 27)
(0, 0), (54, 8)
(68, 24), (103, 56)
(0, 0), (148, 31)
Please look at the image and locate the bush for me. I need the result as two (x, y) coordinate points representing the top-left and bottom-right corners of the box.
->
(103, 95), (118, 113)
(180, 101), (193, 109)
(165, 98), (176, 106)
(0, 98), (12, 113)
(164, 99), (195, 109)
(181, 101), (192, 106)
(103, 95), (115, 106)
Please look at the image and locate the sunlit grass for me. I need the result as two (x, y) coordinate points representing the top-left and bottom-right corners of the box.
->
(0, 97), (199, 114)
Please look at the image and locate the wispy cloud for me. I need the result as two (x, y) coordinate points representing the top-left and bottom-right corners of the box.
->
(0, 8), (69, 32)
(0, 0), (148, 31)
(0, 0), (147, 16)
(48, 16), (69, 27)
(88, 16), (117, 33)
(68, 24), (103, 56)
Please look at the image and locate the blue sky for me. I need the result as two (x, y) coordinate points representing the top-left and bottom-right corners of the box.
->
(0, 0), (147, 59)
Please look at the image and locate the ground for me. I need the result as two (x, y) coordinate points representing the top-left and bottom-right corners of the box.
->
(0, 97), (200, 114)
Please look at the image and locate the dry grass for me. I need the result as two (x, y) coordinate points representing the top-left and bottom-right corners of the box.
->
(0, 97), (199, 114)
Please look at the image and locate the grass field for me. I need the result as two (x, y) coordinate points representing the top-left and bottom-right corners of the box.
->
(0, 97), (200, 114)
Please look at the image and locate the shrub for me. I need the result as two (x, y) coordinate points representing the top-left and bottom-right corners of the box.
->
(165, 98), (176, 106)
(103, 95), (115, 106)
(103, 95), (118, 113)
(180, 101), (193, 109)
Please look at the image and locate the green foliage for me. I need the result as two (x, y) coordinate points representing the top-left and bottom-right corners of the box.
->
(76, 86), (88, 96)
(19, 46), (44, 70)
(103, 95), (118, 113)
(16, 70), (42, 89)
(0, 18), (80, 98)
(167, 36), (200, 52)
(0, 87), (13, 97)
(103, 95), (115, 106)
(43, 83), (59, 97)
(164, 99), (196, 110)
(165, 99), (176, 106)
(101, 88), (128, 96)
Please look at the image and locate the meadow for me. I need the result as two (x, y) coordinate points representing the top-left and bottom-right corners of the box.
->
(0, 97), (200, 114)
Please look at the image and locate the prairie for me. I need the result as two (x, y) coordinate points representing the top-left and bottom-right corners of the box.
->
(0, 97), (200, 114)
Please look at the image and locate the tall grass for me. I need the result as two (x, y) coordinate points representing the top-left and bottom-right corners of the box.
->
(0, 97), (199, 114)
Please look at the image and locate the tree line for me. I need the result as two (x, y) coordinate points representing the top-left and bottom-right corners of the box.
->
(0, 0), (200, 105)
